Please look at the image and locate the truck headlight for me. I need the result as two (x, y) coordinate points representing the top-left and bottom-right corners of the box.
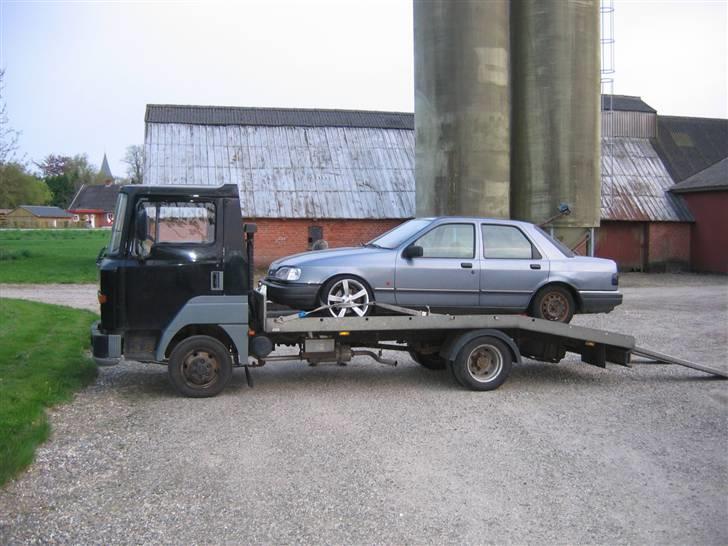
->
(275, 267), (301, 281)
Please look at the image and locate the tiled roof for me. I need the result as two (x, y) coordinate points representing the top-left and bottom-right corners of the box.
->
(145, 105), (414, 130)
(19, 206), (73, 218)
(68, 184), (122, 212)
(653, 116), (728, 182)
(670, 157), (728, 193)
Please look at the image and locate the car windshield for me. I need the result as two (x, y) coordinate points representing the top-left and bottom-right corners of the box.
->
(535, 226), (575, 258)
(366, 219), (432, 249)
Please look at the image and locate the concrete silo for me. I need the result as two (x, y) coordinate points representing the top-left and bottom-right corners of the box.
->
(414, 0), (510, 218)
(510, 0), (601, 247)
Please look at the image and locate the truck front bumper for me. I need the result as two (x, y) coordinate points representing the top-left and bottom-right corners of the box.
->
(90, 321), (123, 366)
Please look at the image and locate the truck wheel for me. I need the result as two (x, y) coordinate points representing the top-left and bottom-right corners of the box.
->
(409, 351), (447, 370)
(321, 276), (373, 318)
(451, 336), (512, 391)
(167, 335), (232, 397)
(530, 285), (575, 323)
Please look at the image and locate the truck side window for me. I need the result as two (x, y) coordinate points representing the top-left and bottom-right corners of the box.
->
(157, 202), (215, 244)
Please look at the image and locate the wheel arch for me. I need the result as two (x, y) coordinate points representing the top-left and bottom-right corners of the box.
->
(529, 281), (582, 313)
(317, 273), (375, 304)
(440, 329), (522, 365)
(164, 325), (236, 359)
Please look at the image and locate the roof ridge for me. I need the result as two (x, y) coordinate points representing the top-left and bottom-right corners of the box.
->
(146, 104), (415, 116)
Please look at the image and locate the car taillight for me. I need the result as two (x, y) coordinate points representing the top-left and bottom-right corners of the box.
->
(612, 273), (619, 286)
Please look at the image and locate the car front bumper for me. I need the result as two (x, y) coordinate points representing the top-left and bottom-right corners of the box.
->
(578, 290), (623, 313)
(90, 321), (122, 366)
(262, 278), (321, 310)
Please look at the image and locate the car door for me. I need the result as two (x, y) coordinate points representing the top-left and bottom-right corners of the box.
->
(479, 223), (550, 310)
(395, 222), (480, 308)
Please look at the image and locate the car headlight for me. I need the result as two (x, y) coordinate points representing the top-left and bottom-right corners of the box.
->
(274, 267), (301, 281)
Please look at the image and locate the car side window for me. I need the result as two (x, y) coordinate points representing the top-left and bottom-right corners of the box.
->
(414, 223), (475, 259)
(482, 224), (538, 259)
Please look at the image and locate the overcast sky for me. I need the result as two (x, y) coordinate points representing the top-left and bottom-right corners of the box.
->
(1, 0), (726, 177)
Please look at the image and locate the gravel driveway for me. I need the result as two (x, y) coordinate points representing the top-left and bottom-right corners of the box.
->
(1, 274), (726, 544)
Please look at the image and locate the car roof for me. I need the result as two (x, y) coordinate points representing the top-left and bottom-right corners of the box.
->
(421, 216), (536, 229)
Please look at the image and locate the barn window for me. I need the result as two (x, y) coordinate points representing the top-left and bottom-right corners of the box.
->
(308, 225), (323, 249)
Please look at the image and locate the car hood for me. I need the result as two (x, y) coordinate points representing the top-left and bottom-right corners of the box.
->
(269, 246), (389, 269)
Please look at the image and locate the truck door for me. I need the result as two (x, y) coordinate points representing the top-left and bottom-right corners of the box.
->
(123, 199), (223, 332)
(395, 222), (480, 308)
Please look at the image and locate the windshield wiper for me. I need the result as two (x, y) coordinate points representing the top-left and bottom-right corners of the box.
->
(363, 242), (383, 249)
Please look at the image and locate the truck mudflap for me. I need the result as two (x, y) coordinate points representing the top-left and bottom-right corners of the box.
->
(90, 321), (122, 366)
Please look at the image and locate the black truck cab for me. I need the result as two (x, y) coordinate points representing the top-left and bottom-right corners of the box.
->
(92, 184), (255, 380)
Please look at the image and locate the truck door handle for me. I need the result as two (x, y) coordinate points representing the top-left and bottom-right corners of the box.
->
(461, 263), (473, 269)
(530, 264), (541, 270)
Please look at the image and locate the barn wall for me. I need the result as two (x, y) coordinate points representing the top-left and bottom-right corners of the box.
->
(596, 221), (646, 271)
(646, 222), (691, 271)
(680, 191), (728, 273)
(252, 218), (403, 267)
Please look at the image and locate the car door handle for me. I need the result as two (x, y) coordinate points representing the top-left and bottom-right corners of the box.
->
(461, 263), (473, 269)
(530, 264), (541, 270)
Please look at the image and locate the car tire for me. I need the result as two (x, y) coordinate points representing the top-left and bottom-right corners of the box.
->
(530, 285), (575, 323)
(320, 275), (373, 318)
(167, 335), (232, 398)
(409, 351), (447, 370)
(451, 336), (512, 391)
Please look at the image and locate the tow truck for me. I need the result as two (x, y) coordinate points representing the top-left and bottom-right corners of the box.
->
(91, 184), (727, 397)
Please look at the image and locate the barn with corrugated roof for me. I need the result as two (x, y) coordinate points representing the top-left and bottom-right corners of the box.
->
(143, 99), (727, 270)
(144, 105), (413, 265)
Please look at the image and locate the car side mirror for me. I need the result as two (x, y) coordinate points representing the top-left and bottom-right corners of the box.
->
(403, 245), (423, 259)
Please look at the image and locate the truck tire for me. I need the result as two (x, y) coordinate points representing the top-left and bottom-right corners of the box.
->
(167, 335), (233, 398)
(530, 285), (575, 323)
(451, 336), (512, 391)
(409, 351), (447, 370)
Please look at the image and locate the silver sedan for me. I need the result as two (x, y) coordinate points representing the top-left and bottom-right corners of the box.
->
(263, 217), (622, 323)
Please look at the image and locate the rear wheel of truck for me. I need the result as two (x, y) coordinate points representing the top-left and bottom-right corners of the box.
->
(168, 335), (233, 397)
(451, 336), (512, 391)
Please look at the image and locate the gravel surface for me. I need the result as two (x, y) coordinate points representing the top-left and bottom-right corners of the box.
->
(0, 274), (726, 544)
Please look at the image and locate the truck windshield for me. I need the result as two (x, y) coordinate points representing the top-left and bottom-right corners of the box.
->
(107, 193), (128, 255)
(366, 219), (432, 249)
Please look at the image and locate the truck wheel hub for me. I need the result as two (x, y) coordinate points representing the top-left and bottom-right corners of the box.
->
(183, 351), (218, 385)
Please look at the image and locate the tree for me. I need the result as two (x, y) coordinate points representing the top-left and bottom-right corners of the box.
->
(0, 163), (51, 208)
(123, 145), (145, 184)
(36, 153), (98, 206)
(45, 174), (76, 208)
(0, 69), (21, 165)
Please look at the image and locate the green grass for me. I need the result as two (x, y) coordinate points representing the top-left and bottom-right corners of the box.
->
(0, 229), (108, 283)
(0, 298), (97, 486)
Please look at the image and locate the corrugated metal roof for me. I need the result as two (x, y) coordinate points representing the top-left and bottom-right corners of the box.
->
(670, 157), (728, 193)
(144, 106), (691, 222)
(601, 95), (656, 113)
(144, 123), (415, 219)
(145, 105), (415, 130)
(68, 184), (121, 212)
(601, 138), (693, 222)
(19, 206), (73, 218)
(653, 116), (728, 182)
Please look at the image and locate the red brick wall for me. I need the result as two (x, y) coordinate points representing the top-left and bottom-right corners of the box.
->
(646, 222), (691, 271)
(250, 218), (404, 267)
(596, 221), (647, 271)
(596, 220), (691, 271)
(681, 191), (728, 273)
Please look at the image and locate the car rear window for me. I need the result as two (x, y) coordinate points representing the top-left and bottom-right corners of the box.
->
(535, 226), (575, 258)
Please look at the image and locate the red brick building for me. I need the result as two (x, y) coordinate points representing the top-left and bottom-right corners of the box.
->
(670, 158), (728, 273)
(68, 155), (121, 228)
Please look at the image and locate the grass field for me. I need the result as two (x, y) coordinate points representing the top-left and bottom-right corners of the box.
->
(0, 230), (108, 283)
(0, 299), (97, 486)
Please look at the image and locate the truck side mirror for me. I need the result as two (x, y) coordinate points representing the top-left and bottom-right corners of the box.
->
(134, 206), (153, 260)
(403, 245), (423, 259)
